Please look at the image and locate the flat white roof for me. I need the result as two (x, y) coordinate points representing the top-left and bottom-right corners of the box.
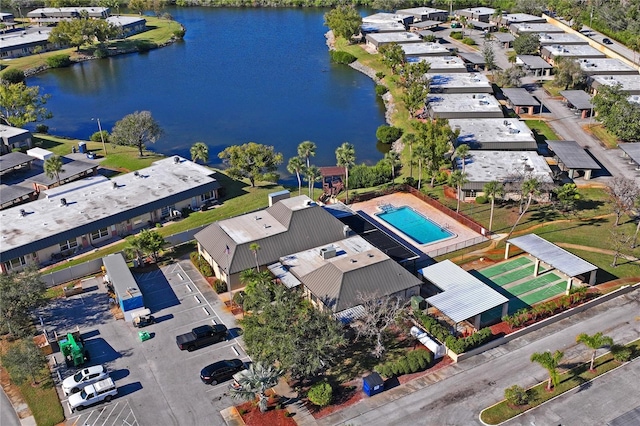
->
(427, 93), (503, 115)
(0, 125), (30, 139)
(409, 55), (467, 72)
(26, 147), (53, 160)
(501, 13), (547, 23)
(578, 58), (639, 74)
(591, 75), (640, 94)
(396, 7), (447, 15)
(362, 13), (408, 24)
(420, 260), (509, 324)
(429, 73), (491, 91)
(106, 16), (145, 26)
(449, 118), (536, 147)
(401, 42), (450, 56)
(511, 23), (564, 34)
(366, 32), (422, 44)
(0, 28), (51, 49)
(361, 22), (406, 33)
(544, 44), (606, 58)
(27, 7), (108, 15)
(538, 33), (588, 44)
(463, 150), (554, 185)
(456, 7), (495, 15)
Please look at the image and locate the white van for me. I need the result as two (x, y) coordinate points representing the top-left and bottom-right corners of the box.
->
(68, 378), (117, 412)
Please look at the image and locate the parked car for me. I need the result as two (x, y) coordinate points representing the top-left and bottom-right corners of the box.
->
(68, 378), (117, 412)
(603, 38), (613, 44)
(62, 365), (108, 395)
(200, 359), (245, 385)
(176, 324), (228, 351)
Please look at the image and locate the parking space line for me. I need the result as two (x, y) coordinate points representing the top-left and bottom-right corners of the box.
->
(176, 263), (224, 326)
(98, 401), (120, 426)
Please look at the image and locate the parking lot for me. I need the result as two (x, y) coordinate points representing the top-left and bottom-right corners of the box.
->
(38, 259), (248, 426)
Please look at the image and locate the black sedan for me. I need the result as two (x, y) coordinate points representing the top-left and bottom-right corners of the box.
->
(200, 359), (245, 385)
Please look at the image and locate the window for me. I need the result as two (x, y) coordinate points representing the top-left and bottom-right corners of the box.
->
(200, 191), (215, 201)
(60, 238), (78, 251)
(91, 227), (109, 241)
(3, 256), (26, 271)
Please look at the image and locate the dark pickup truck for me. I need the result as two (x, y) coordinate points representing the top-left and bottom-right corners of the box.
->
(176, 324), (228, 352)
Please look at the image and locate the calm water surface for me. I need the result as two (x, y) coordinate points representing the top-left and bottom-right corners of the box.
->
(28, 7), (387, 173)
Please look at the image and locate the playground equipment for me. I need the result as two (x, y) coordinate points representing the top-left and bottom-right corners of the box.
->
(59, 332), (89, 367)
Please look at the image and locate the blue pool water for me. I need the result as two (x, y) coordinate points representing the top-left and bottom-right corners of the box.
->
(376, 206), (455, 245)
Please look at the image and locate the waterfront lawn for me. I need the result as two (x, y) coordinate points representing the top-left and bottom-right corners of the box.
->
(480, 339), (640, 425)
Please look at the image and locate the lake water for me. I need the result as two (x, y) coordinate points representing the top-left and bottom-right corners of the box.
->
(27, 7), (387, 174)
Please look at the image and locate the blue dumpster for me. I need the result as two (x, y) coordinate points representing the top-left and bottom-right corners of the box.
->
(78, 142), (87, 153)
(362, 373), (384, 397)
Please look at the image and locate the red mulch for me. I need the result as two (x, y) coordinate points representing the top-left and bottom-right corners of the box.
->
(237, 396), (296, 426)
(490, 321), (513, 336)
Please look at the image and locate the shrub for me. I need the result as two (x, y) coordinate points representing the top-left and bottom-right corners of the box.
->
(137, 41), (157, 52)
(330, 50), (356, 64)
(94, 46), (109, 58)
(190, 252), (214, 277)
(212, 279), (227, 294)
(504, 385), (529, 406)
(475, 195), (488, 204)
(1, 68), (25, 84)
(232, 291), (245, 307)
(450, 31), (463, 40)
(35, 124), (49, 134)
(46, 54), (72, 68)
(307, 381), (332, 407)
(462, 37), (476, 45)
(91, 130), (109, 143)
(610, 344), (632, 363)
(375, 71), (385, 80)
(403, 176), (417, 187)
(376, 125), (403, 144)
(374, 362), (395, 378)
(396, 358), (410, 375)
(375, 84), (388, 97)
(173, 27), (186, 38)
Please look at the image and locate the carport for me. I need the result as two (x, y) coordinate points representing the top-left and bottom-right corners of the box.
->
(502, 88), (540, 115)
(547, 140), (601, 179)
(517, 55), (553, 77)
(505, 234), (598, 293)
(102, 253), (144, 321)
(492, 32), (515, 48)
(458, 52), (485, 71)
(419, 260), (509, 330)
(560, 90), (594, 118)
(619, 143), (640, 170)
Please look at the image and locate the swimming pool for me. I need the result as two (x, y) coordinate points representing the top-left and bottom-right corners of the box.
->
(375, 206), (455, 245)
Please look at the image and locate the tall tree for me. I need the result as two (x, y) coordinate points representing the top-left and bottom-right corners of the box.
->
(0, 268), (47, 337)
(129, 229), (166, 263)
(249, 243), (261, 272)
(554, 57), (586, 90)
(507, 177), (542, 239)
(605, 177), (640, 226)
(402, 83), (429, 118)
(484, 180), (504, 233)
(323, 5), (362, 41)
(448, 170), (469, 213)
(335, 142), (356, 203)
(379, 43), (405, 74)
(43, 155), (65, 187)
(576, 332), (614, 371)
(287, 156), (305, 196)
(229, 362), (284, 413)
(304, 165), (321, 199)
(110, 111), (163, 157)
(592, 84), (640, 142)
(0, 82), (51, 128)
(403, 133), (416, 178)
(352, 293), (404, 358)
(413, 119), (457, 187)
(513, 33), (540, 55)
(453, 143), (470, 173)
(495, 65), (526, 88)
(384, 151), (400, 187)
(128, 0), (147, 14)
(190, 142), (209, 164)
(218, 142), (284, 187)
(554, 183), (581, 213)
(482, 41), (496, 76)
(297, 140), (316, 168)
(412, 142), (428, 190)
(1, 340), (47, 385)
(530, 350), (564, 391)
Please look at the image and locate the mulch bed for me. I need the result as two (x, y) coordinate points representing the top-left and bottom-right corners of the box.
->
(237, 395), (296, 426)
(309, 382), (365, 419)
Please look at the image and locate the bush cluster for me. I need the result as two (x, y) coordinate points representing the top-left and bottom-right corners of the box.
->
(1, 68), (25, 84)
(330, 50), (356, 64)
(413, 310), (452, 343)
(475, 195), (488, 204)
(376, 125), (403, 144)
(94, 47), (109, 59)
(46, 54), (72, 68)
(504, 385), (529, 406)
(91, 130), (109, 143)
(375, 84), (388, 97)
(307, 381), (332, 407)
(444, 327), (492, 354)
(35, 124), (49, 134)
(450, 31), (463, 40)
(232, 291), (245, 306)
(190, 252), (213, 277)
(349, 160), (392, 189)
(374, 349), (432, 378)
(610, 344), (632, 363)
(462, 37), (476, 45)
(212, 278), (227, 294)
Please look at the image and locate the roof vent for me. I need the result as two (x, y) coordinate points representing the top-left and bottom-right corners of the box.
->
(113, 181), (118, 189)
(254, 215), (261, 220)
(320, 246), (337, 259)
(304, 200), (313, 206)
(19, 209), (26, 217)
(263, 224), (271, 229)
(60, 198), (67, 206)
(367, 253), (374, 258)
(173, 156), (180, 164)
(134, 171), (140, 177)
(504, 120), (509, 126)
(350, 259), (357, 263)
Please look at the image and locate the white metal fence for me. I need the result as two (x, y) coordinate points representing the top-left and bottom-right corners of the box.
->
(41, 257), (106, 288)
(425, 236), (488, 258)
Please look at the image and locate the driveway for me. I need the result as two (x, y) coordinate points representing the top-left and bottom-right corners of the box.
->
(317, 288), (640, 426)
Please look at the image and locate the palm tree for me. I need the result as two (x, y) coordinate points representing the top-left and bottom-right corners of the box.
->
(229, 362), (284, 413)
(453, 144), (470, 173)
(44, 155), (65, 187)
(448, 170), (468, 213)
(249, 243), (260, 272)
(335, 142), (356, 204)
(507, 50), (518, 64)
(576, 332), (614, 371)
(297, 140), (316, 168)
(304, 165), (321, 199)
(507, 178), (541, 239)
(384, 151), (400, 188)
(190, 142), (209, 164)
(530, 350), (564, 391)
(413, 143), (428, 190)
(403, 133), (416, 178)
(287, 157), (305, 196)
(484, 180), (504, 233)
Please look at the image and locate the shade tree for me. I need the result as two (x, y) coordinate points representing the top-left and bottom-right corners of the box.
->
(218, 142), (283, 187)
(110, 110), (163, 156)
(323, 5), (362, 41)
(190, 142), (209, 164)
(0, 82), (52, 128)
(0, 268), (47, 337)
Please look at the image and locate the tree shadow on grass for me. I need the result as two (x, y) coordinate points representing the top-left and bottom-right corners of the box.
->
(213, 171), (251, 200)
(34, 136), (64, 150)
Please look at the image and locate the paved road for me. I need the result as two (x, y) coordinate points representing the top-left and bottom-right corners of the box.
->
(0, 388), (21, 426)
(318, 288), (640, 426)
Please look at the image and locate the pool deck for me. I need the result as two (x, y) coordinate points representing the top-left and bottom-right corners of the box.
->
(352, 193), (485, 258)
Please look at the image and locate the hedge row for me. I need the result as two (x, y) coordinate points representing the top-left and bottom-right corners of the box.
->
(413, 310), (494, 355)
(502, 287), (591, 328)
(374, 349), (432, 378)
(330, 50), (356, 64)
(190, 252), (213, 277)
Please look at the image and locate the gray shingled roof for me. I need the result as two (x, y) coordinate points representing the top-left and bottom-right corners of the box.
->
(507, 234), (597, 277)
(195, 197), (348, 275)
(547, 140), (600, 170)
(420, 260), (509, 324)
(303, 258), (421, 313)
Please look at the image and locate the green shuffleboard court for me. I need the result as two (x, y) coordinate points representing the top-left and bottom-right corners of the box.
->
(491, 265), (547, 287)
(520, 281), (568, 305)
(480, 256), (531, 278)
(504, 272), (563, 297)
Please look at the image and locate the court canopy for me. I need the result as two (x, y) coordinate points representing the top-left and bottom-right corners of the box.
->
(419, 260), (509, 327)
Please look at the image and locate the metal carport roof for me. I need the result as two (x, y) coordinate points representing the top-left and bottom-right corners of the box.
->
(547, 140), (601, 170)
(419, 260), (508, 324)
(619, 143), (640, 165)
(458, 52), (485, 65)
(560, 90), (594, 110)
(518, 55), (553, 69)
(502, 88), (540, 106)
(507, 234), (597, 277)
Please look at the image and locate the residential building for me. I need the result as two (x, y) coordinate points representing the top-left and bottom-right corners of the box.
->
(578, 58), (640, 76)
(428, 73), (492, 94)
(401, 42), (450, 57)
(454, 7), (495, 23)
(537, 33), (588, 46)
(589, 74), (640, 95)
(409, 56), (467, 73)
(425, 93), (504, 119)
(362, 13), (413, 27)
(0, 28), (53, 59)
(106, 16), (146, 37)
(541, 44), (606, 65)
(509, 23), (564, 35)
(448, 118), (537, 151)
(0, 125), (33, 154)
(26, 7), (110, 24)
(396, 7), (448, 22)
(497, 13), (546, 26)
(365, 32), (422, 50)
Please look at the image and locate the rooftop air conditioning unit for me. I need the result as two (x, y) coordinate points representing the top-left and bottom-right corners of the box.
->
(320, 246), (337, 259)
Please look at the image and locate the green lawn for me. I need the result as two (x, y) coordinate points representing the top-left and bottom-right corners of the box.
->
(586, 123), (619, 149)
(524, 120), (560, 143)
(18, 375), (64, 426)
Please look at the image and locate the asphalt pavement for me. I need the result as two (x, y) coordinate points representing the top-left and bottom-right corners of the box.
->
(0, 388), (21, 426)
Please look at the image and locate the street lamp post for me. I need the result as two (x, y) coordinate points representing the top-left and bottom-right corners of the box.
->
(92, 118), (107, 156)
